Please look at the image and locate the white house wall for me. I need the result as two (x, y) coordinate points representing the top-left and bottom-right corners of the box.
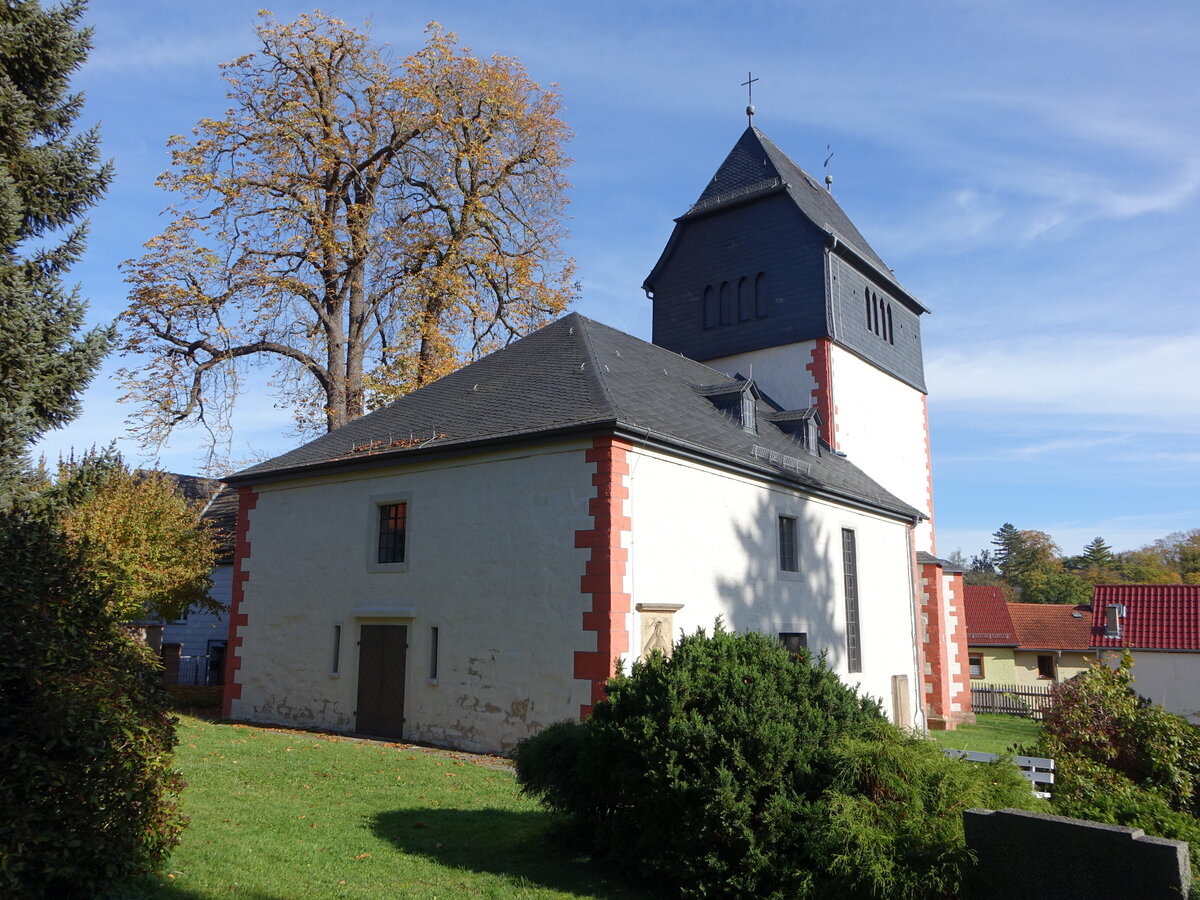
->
(624, 446), (924, 730)
(161, 563), (232, 658)
(1101, 649), (1200, 724)
(230, 440), (596, 753)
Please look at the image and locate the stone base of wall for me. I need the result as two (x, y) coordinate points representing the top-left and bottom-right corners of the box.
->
(926, 710), (977, 731)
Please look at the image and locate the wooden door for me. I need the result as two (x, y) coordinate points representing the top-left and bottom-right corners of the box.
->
(356, 624), (407, 739)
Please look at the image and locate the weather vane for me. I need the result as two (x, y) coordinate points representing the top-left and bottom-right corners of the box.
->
(741, 72), (758, 127)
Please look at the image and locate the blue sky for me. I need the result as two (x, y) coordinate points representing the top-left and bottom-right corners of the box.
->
(34, 0), (1200, 560)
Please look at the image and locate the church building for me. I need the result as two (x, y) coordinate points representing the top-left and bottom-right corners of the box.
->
(220, 125), (973, 752)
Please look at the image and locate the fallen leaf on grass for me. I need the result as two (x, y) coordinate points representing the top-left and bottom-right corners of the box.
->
(352, 853), (371, 860)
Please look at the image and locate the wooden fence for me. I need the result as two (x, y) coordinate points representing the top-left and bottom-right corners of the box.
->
(970, 682), (1054, 720)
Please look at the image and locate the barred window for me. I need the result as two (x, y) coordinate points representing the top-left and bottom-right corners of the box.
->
(377, 502), (407, 564)
(778, 515), (799, 572)
(842, 528), (862, 673)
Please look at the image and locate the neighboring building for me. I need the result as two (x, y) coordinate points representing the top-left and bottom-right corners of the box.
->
(964, 585), (1018, 684)
(220, 124), (974, 751)
(1007, 602), (1092, 683)
(1091, 585), (1200, 723)
(964, 587), (1092, 685)
(158, 481), (238, 686)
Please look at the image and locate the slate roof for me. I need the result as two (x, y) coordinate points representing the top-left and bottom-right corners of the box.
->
(157, 473), (237, 564)
(200, 486), (239, 565)
(227, 313), (920, 521)
(1008, 602), (1093, 652)
(673, 127), (922, 308)
(964, 586), (1017, 646)
(1091, 585), (1200, 651)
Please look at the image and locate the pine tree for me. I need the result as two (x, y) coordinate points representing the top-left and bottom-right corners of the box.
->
(991, 523), (1021, 576)
(1081, 536), (1114, 568)
(0, 0), (112, 504)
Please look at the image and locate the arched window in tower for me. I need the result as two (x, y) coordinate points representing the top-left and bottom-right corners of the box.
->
(886, 303), (894, 344)
(872, 292), (880, 336)
(720, 281), (734, 325)
(738, 277), (752, 321)
(864, 287), (871, 330)
(755, 272), (768, 317)
(703, 285), (718, 329)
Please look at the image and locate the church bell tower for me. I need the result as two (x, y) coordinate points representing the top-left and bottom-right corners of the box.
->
(644, 125), (936, 553)
(644, 122), (974, 729)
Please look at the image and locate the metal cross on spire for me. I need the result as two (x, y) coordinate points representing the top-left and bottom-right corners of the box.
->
(741, 72), (759, 127)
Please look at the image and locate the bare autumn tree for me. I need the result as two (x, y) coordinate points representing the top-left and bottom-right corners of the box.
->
(119, 13), (575, 458)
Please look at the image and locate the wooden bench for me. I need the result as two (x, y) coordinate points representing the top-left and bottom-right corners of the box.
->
(942, 748), (1055, 799)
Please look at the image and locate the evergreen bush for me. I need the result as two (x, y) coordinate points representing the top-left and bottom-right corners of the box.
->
(810, 720), (1042, 899)
(517, 622), (884, 897)
(518, 623), (1053, 898)
(0, 514), (186, 897)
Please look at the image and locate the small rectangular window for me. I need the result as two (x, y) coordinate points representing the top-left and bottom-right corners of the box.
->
(1037, 654), (1055, 680)
(377, 502), (407, 564)
(778, 516), (798, 572)
(779, 632), (808, 656)
(842, 528), (862, 674)
(429, 626), (439, 681)
(969, 653), (984, 679)
(331, 624), (342, 675)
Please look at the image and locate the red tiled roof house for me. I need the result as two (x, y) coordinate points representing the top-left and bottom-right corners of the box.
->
(1091, 585), (1200, 723)
(963, 586), (1092, 685)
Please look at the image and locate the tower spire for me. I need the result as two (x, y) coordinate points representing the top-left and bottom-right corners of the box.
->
(741, 72), (758, 127)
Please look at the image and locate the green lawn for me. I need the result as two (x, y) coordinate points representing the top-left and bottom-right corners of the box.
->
(109, 716), (650, 900)
(929, 713), (1042, 755)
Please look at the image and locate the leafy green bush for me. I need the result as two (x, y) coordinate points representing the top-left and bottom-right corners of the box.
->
(810, 721), (1043, 899)
(1026, 656), (1200, 890)
(0, 514), (186, 898)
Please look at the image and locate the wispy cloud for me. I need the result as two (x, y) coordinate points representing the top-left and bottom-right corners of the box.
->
(928, 333), (1200, 426)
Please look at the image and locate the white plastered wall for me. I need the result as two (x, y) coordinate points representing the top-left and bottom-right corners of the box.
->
(827, 345), (933, 552)
(623, 445), (925, 730)
(229, 439), (596, 754)
(1100, 649), (1200, 723)
(703, 340), (820, 412)
(695, 342), (933, 554)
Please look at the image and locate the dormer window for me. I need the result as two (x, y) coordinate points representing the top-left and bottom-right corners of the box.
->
(693, 378), (761, 434)
(1105, 604), (1124, 639)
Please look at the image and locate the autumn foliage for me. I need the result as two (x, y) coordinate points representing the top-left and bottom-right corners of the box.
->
(120, 13), (575, 457)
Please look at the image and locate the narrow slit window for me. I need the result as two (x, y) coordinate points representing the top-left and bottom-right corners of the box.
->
(738, 277), (752, 321)
(755, 272), (768, 317)
(842, 528), (862, 673)
(719, 281), (734, 325)
(331, 624), (342, 675)
(886, 303), (894, 344)
(429, 626), (439, 680)
(778, 515), (799, 573)
(864, 287), (872, 329)
(377, 502), (407, 564)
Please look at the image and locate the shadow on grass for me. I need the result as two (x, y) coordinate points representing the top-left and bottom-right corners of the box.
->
(371, 807), (650, 899)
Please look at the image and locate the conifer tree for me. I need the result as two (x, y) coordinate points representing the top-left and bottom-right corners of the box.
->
(0, 0), (112, 504)
(1080, 536), (1114, 568)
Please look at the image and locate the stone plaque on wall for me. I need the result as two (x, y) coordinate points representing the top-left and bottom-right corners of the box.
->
(636, 603), (683, 660)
